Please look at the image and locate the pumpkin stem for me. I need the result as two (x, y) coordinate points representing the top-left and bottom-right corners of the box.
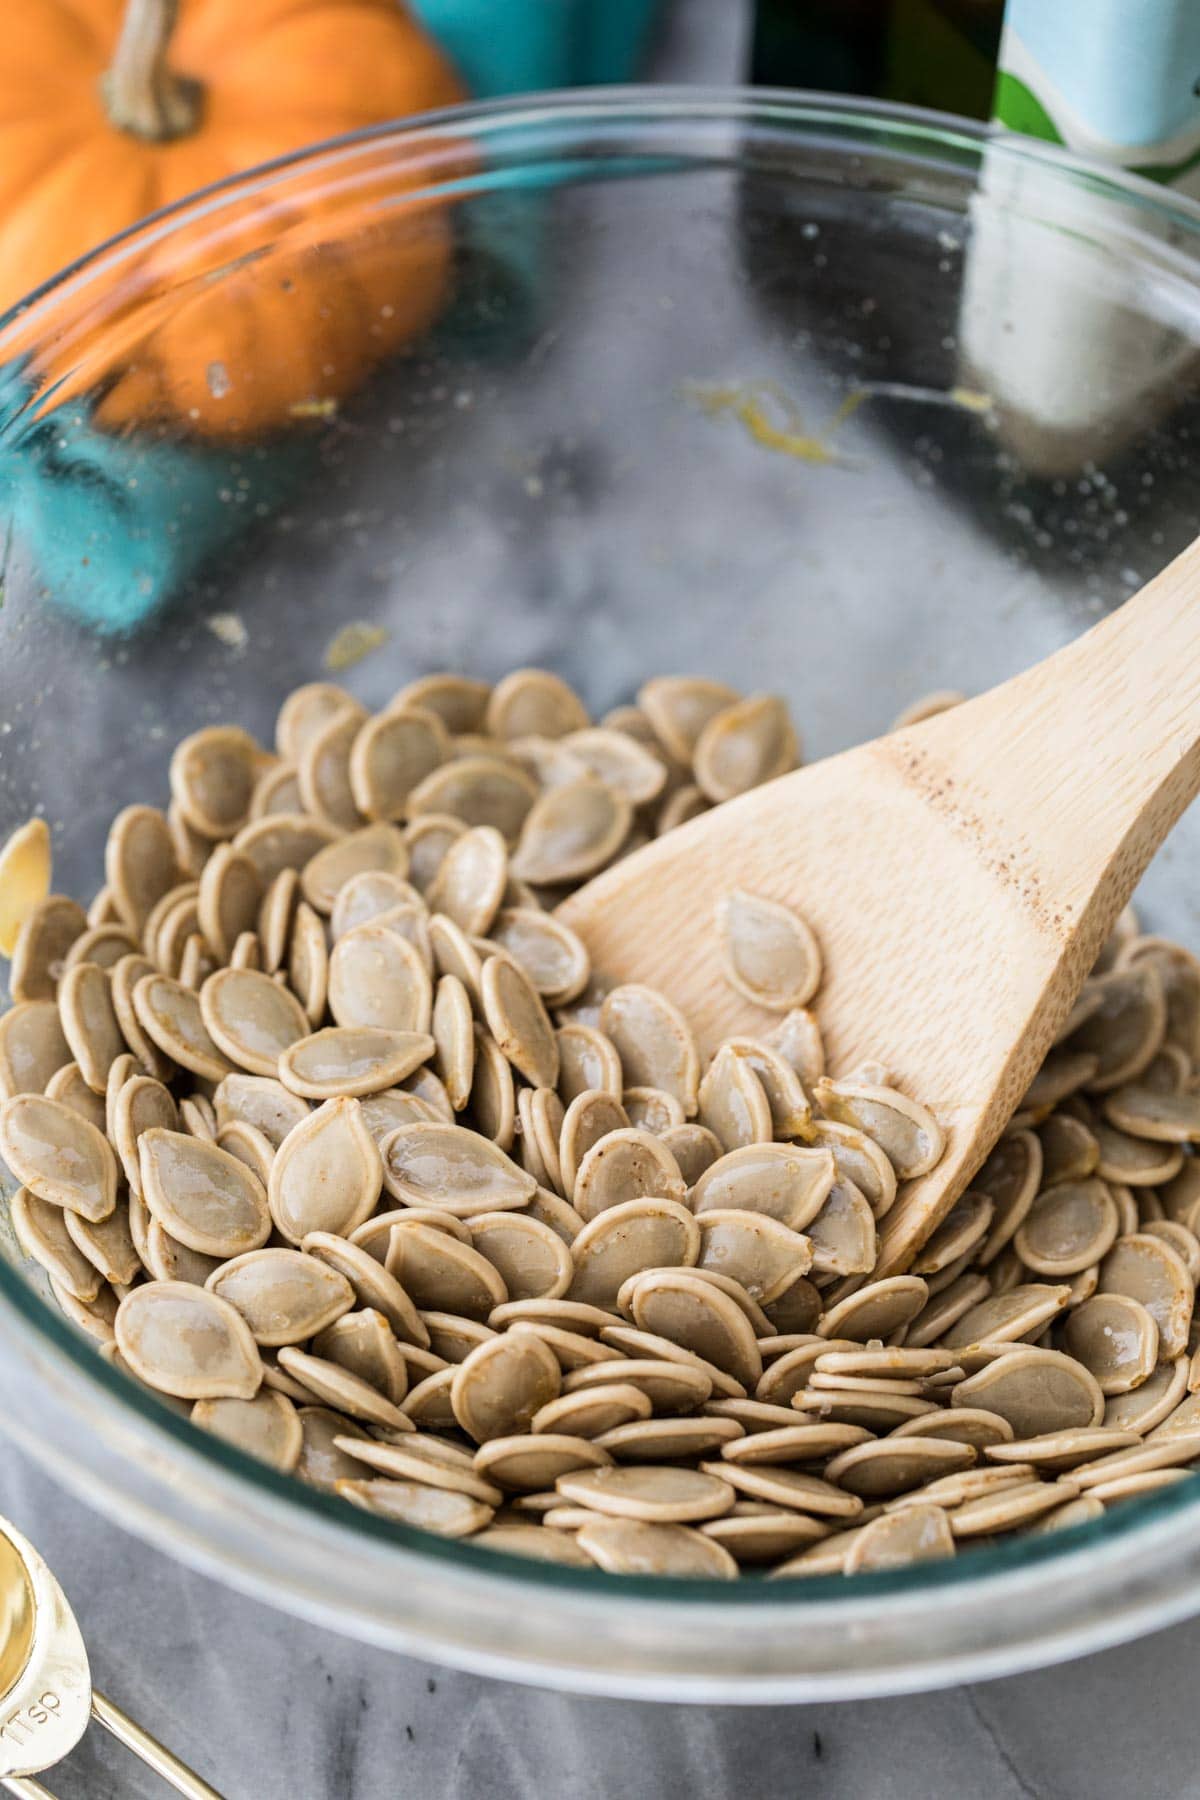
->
(102, 0), (204, 142)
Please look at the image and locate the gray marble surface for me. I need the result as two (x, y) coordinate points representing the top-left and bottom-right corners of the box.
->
(6, 5), (1200, 1798)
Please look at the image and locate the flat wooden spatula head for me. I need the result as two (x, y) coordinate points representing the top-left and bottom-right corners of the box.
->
(560, 550), (1200, 1272)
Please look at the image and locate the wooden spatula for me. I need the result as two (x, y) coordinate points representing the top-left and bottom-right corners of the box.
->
(558, 542), (1200, 1275)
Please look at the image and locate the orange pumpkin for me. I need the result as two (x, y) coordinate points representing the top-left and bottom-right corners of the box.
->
(1, 0), (466, 438)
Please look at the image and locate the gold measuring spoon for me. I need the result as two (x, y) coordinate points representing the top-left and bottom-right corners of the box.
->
(0, 1515), (224, 1798)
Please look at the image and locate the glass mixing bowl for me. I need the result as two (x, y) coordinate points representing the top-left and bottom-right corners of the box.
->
(4, 89), (1200, 1701)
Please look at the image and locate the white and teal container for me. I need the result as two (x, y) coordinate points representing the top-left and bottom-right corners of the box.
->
(994, 0), (1200, 195)
(961, 0), (1200, 477)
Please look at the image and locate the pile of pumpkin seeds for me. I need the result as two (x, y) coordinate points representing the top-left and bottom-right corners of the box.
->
(3, 669), (1200, 1582)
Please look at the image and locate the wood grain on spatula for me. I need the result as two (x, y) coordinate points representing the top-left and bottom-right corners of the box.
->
(558, 540), (1200, 1275)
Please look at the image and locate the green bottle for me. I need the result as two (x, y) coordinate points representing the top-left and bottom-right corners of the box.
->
(749, 0), (1005, 121)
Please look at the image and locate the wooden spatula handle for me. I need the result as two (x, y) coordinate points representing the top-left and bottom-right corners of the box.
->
(898, 534), (1200, 980)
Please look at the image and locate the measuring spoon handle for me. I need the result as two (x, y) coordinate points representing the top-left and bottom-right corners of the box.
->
(92, 1690), (227, 1800)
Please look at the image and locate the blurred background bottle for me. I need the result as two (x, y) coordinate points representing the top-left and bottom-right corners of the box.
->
(749, 0), (1005, 120)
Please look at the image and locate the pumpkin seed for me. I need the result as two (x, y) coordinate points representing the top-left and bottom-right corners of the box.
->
(117, 1280), (262, 1400)
(532, 1383), (653, 1439)
(431, 975), (474, 1111)
(297, 824), (408, 915)
(1093, 1120), (1183, 1185)
(1105, 1083), (1200, 1143)
(913, 1193), (995, 1275)
(1036, 1112), (1100, 1188)
(101, 806), (178, 938)
(277, 1348), (409, 1433)
(0, 999), (70, 1100)
(192, 1390), (302, 1471)
(721, 1422), (869, 1465)
(0, 818), (52, 956)
(469, 1211), (574, 1302)
(635, 676), (739, 765)
(481, 954), (559, 1089)
(1098, 1232), (1194, 1358)
(198, 966), (308, 1077)
(472, 1523), (596, 1565)
(806, 1178), (877, 1277)
(567, 1198), (700, 1308)
(169, 727), (260, 840)
(349, 706), (448, 822)
(281, 901), (325, 1026)
(490, 909), (590, 1007)
(386, 1222), (508, 1320)
(554, 1462), (734, 1525)
(1087, 1466), (1193, 1502)
(330, 870), (422, 943)
(468, 1026), (516, 1150)
(293, 1407), (372, 1491)
(479, 669), (584, 742)
(510, 776), (632, 885)
(716, 889), (822, 1013)
(426, 826), (508, 936)
(629, 1269), (762, 1389)
(213, 1072), (309, 1148)
(10, 1185), (102, 1300)
(571, 1127), (686, 1223)
(272, 684), (361, 761)
(891, 1408), (1014, 1448)
(10, 895), (86, 1003)
(1071, 965), (1167, 1092)
(691, 1143), (835, 1234)
(324, 923), (432, 1040)
(474, 1433), (614, 1492)
(953, 1347), (1104, 1436)
(815, 1077), (945, 1181)
(404, 1065), (456, 1123)
(207, 1248), (354, 1346)
(698, 1045), (773, 1150)
(279, 1026), (434, 1099)
(940, 1283), (1072, 1350)
(312, 1310), (408, 1407)
(408, 755), (539, 845)
(556, 1023), (623, 1103)
(450, 1329), (562, 1443)
(974, 1130), (1044, 1263)
(302, 1232), (429, 1347)
(54, 963), (122, 1097)
(297, 708), (365, 831)
(378, 1118), (535, 1216)
(128, 973), (229, 1082)
(269, 1097), (381, 1244)
(164, 804), (210, 881)
(559, 728), (667, 806)
(138, 1128), (270, 1259)
(654, 1123), (719, 1188)
(335, 1433), (502, 1505)
(693, 695), (798, 803)
(692, 1209), (813, 1306)
(825, 1438), (976, 1499)
(404, 815), (468, 896)
(250, 764), (303, 820)
(1013, 1179), (1120, 1277)
(256, 868), (298, 974)
(818, 1275), (930, 1342)
(51, 1278), (119, 1345)
(46, 1060), (109, 1134)
(890, 690), (967, 730)
(597, 984), (699, 1118)
(0, 1092), (117, 1221)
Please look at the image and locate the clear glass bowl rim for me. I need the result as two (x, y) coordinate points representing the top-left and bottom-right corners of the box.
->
(4, 84), (1200, 1634)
